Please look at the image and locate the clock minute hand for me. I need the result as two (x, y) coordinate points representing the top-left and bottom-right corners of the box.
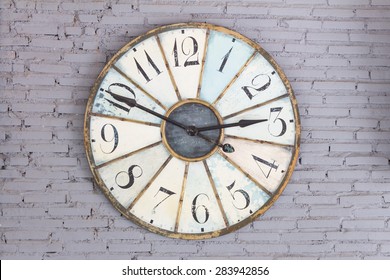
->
(106, 90), (188, 130)
(197, 119), (268, 132)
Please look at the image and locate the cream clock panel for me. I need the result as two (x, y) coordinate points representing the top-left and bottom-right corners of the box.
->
(92, 69), (166, 124)
(115, 36), (178, 108)
(158, 28), (207, 100)
(200, 30), (254, 104)
(96, 143), (170, 208)
(178, 161), (226, 234)
(224, 97), (296, 146)
(130, 157), (186, 232)
(224, 138), (293, 193)
(89, 116), (161, 166)
(206, 153), (270, 225)
(216, 53), (287, 118)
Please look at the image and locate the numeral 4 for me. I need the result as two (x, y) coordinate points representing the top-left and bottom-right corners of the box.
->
(252, 155), (278, 179)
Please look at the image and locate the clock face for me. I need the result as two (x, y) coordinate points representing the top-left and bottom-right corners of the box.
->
(84, 23), (300, 239)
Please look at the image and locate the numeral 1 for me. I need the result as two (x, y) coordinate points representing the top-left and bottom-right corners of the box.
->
(218, 47), (233, 73)
(134, 50), (162, 83)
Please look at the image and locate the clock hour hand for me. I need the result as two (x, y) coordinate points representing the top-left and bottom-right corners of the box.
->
(197, 119), (268, 132)
(106, 90), (188, 130)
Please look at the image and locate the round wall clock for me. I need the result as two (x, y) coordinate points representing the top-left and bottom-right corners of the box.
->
(84, 23), (300, 239)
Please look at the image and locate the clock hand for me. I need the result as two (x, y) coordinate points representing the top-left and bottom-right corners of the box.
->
(106, 90), (235, 152)
(196, 119), (268, 132)
(195, 132), (235, 153)
(106, 90), (188, 130)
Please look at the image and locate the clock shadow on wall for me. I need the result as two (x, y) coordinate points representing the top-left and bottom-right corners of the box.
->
(84, 23), (300, 240)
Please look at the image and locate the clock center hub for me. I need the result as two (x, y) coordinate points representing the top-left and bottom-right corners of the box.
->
(162, 100), (223, 161)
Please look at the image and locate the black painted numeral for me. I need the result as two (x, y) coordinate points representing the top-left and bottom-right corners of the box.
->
(191, 193), (210, 224)
(218, 47), (233, 73)
(100, 123), (119, 154)
(242, 73), (273, 100)
(152, 187), (176, 213)
(115, 165), (143, 189)
(134, 50), (162, 83)
(226, 180), (250, 210)
(172, 36), (200, 67)
(104, 82), (136, 113)
(268, 107), (287, 137)
(252, 155), (278, 179)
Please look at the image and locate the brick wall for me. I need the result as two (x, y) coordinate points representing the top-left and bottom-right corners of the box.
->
(1, 0), (389, 259)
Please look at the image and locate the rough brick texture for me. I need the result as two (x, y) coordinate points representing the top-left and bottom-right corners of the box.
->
(0, 0), (389, 260)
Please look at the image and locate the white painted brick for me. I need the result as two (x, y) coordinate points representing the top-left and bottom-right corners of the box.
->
(354, 182), (390, 192)
(330, 143), (372, 152)
(329, 45), (370, 55)
(328, 170), (370, 180)
(329, 0), (369, 5)
(335, 243), (377, 253)
(307, 32), (349, 42)
(101, 15), (144, 25)
(108, 243), (151, 253)
(226, 5), (268, 15)
(342, 219), (385, 229)
(309, 207), (353, 218)
(245, 244), (288, 254)
(346, 156), (388, 166)
(290, 243), (333, 253)
(312, 8), (355, 17)
(309, 183), (352, 192)
(336, 118), (378, 128)
(340, 195), (383, 206)
(296, 195), (338, 205)
(355, 208), (390, 218)
(297, 219), (341, 230)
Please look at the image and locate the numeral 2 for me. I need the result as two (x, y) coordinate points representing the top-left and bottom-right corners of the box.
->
(242, 72), (275, 100)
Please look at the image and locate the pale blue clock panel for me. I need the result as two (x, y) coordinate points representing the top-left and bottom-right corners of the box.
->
(200, 30), (254, 104)
(91, 69), (166, 124)
(206, 153), (270, 226)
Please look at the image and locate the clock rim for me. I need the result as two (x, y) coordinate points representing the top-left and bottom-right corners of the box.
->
(83, 22), (301, 240)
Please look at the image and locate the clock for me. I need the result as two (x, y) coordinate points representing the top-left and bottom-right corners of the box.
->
(84, 23), (300, 239)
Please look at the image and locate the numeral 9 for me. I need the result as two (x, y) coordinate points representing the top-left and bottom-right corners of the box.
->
(100, 123), (119, 154)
